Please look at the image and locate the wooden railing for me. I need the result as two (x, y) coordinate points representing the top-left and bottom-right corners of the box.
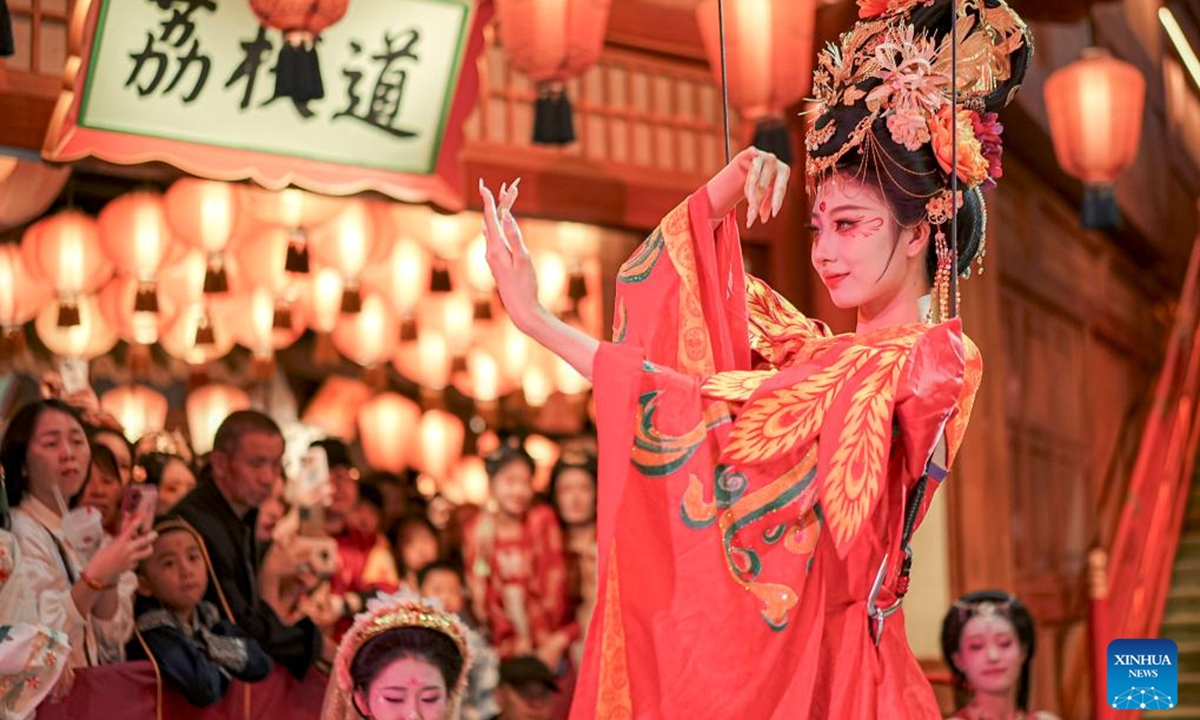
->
(1090, 210), (1200, 720)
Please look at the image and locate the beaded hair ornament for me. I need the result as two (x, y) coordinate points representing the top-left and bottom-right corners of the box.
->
(332, 591), (473, 696)
(950, 593), (1016, 622)
(805, 0), (1030, 319)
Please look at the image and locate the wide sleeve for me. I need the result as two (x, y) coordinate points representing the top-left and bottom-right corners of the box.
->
(9, 515), (88, 662)
(138, 625), (230, 707)
(611, 188), (749, 375)
(92, 568), (136, 663)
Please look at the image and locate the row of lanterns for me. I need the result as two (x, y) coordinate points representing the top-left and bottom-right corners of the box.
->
(2, 178), (601, 411)
(101, 379), (566, 507)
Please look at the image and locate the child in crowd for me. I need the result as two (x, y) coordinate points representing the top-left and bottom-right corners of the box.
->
(420, 561), (500, 720)
(126, 518), (271, 707)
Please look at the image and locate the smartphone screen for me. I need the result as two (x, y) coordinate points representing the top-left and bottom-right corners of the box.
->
(121, 484), (158, 534)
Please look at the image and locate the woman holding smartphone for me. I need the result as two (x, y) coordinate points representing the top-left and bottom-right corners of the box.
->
(0, 399), (156, 670)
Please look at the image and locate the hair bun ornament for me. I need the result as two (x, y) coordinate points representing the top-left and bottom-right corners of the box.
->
(333, 590), (473, 696)
(805, 0), (1031, 190)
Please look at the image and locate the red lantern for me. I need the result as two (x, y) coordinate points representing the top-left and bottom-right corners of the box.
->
(0, 244), (53, 336)
(357, 393), (421, 473)
(447, 456), (490, 506)
(494, 0), (613, 144)
(240, 186), (344, 273)
(22, 211), (113, 327)
(415, 409), (464, 481)
(161, 300), (237, 365)
(97, 191), (176, 314)
(35, 294), (118, 360)
(98, 275), (178, 346)
(248, 0), (350, 112)
(164, 179), (240, 294)
(187, 384), (251, 454)
(101, 385), (169, 443)
(362, 235), (429, 339)
(1044, 48), (1146, 229)
(310, 200), (378, 312)
(230, 288), (304, 357)
(697, 0), (817, 164)
(332, 292), (397, 367)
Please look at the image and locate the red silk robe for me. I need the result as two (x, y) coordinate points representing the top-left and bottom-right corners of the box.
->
(464, 504), (570, 658)
(570, 189), (982, 719)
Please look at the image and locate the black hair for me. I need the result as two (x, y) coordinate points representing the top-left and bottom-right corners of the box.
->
(310, 437), (353, 470)
(350, 626), (465, 699)
(1, 400), (90, 510)
(356, 482), (384, 513)
(807, 0), (1032, 283)
(940, 590), (1038, 711)
(88, 424), (133, 459)
(211, 410), (282, 456)
(392, 514), (441, 578)
(417, 560), (464, 589)
(136, 451), (190, 487)
(484, 437), (535, 480)
(547, 449), (598, 528)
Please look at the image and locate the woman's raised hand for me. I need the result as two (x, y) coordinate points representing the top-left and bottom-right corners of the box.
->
(743, 148), (790, 228)
(480, 178), (543, 332)
(85, 512), (156, 586)
(705, 146), (790, 228)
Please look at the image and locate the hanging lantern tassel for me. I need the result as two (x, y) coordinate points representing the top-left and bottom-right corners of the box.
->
(752, 117), (793, 167)
(341, 284), (363, 313)
(276, 32), (326, 106)
(1081, 183), (1121, 230)
(134, 281), (159, 313)
(429, 263), (453, 293)
(56, 298), (81, 328)
(203, 256), (229, 294)
(399, 315), (418, 342)
(126, 343), (153, 377)
(313, 331), (339, 366)
(533, 81), (576, 145)
(272, 301), (294, 330)
(286, 228), (310, 273)
(473, 298), (493, 321)
(194, 311), (216, 346)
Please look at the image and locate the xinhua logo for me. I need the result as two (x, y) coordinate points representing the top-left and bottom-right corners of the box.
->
(1107, 638), (1178, 710)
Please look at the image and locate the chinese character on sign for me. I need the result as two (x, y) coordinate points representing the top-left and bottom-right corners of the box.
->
(334, 29), (421, 139)
(125, 0), (216, 103)
(224, 26), (274, 112)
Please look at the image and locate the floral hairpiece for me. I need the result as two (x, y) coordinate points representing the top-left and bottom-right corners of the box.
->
(951, 594), (1016, 621)
(333, 591), (473, 696)
(806, 0), (1027, 220)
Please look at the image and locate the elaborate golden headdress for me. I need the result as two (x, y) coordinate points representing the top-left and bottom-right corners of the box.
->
(322, 592), (473, 720)
(805, 0), (1032, 317)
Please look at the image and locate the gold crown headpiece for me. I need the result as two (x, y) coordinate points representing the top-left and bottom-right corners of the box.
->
(333, 592), (473, 696)
(805, 0), (1029, 201)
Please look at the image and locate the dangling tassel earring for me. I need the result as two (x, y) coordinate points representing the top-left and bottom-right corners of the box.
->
(934, 228), (952, 323)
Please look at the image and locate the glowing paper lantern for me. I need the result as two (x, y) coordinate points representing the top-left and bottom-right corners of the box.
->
(1044, 48), (1146, 229)
(363, 235), (430, 335)
(415, 409), (465, 480)
(22, 210), (113, 326)
(0, 244), (53, 335)
(230, 288), (303, 356)
(186, 383), (251, 454)
(35, 294), (117, 359)
(160, 301), (236, 365)
(97, 191), (175, 313)
(310, 200), (377, 312)
(417, 291), (474, 361)
(357, 392), (421, 472)
(164, 179), (240, 294)
(697, 0), (817, 163)
(296, 267), (344, 334)
(332, 292), (397, 367)
(392, 330), (451, 390)
(535, 250), (568, 311)
(240, 186), (344, 273)
(98, 275), (176, 346)
(447, 456), (490, 505)
(494, 0), (613, 144)
(101, 385), (169, 442)
(555, 354), (591, 395)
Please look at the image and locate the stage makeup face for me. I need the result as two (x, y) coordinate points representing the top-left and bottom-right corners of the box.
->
(953, 613), (1026, 697)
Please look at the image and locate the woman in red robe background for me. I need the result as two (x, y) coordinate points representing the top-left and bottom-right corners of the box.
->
(479, 1), (1031, 716)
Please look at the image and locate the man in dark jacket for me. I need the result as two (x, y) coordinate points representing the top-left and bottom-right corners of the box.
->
(170, 410), (332, 678)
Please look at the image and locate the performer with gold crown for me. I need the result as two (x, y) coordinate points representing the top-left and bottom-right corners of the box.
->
(321, 592), (473, 720)
(479, 0), (1031, 716)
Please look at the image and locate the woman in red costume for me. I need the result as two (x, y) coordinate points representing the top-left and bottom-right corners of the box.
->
(480, 1), (1031, 717)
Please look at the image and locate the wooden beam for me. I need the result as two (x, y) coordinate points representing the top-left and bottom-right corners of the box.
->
(605, 1), (708, 64)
